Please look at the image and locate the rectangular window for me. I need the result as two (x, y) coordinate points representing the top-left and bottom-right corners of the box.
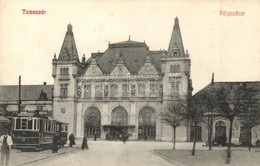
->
(150, 84), (156, 93)
(84, 85), (91, 98)
(95, 85), (102, 98)
(111, 85), (118, 97)
(56, 124), (60, 132)
(38, 120), (41, 131)
(16, 119), (21, 129)
(122, 85), (128, 97)
(44, 120), (47, 131)
(131, 85), (136, 96)
(65, 125), (68, 132)
(33, 119), (37, 130)
(48, 121), (51, 131)
(21, 119), (27, 129)
(138, 84), (145, 96)
(28, 119), (33, 129)
(60, 84), (68, 98)
(104, 85), (109, 97)
(171, 82), (179, 97)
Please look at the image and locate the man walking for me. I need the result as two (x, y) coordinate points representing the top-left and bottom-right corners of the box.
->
(0, 131), (13, 166)
(94, 132), (97, 141)
(69, 133), (75, 147)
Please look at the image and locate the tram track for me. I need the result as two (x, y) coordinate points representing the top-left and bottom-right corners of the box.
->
(16, 147), (80, 166)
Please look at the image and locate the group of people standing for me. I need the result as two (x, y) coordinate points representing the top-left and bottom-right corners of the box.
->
(69, 133), (89, 150)
(51, 133), (90, 153)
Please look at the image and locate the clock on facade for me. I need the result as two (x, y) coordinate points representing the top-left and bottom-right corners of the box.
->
(61, 108), (66, 113)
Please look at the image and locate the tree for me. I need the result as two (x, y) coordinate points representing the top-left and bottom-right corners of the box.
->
(186, 92), (211, 155)
(161, 101), (186, 150)
(214, 83), (259, 164)
(238, 105), (260, 150)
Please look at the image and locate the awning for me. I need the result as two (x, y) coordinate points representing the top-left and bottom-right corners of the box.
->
(0, 116), (11, 123)
(102, 125), (135, 128)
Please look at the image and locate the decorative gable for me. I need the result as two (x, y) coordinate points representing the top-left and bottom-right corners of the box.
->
(138, 55), (158, 75)
(83, 59), (103, 76)
(110, 65), (130, 75)
(138, 63), (158, 75)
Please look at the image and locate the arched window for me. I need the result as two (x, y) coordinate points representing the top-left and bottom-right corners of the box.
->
(138, 107), (156, 126)
(138, 107), (156, 140)
(111, 107), (128, 125)
(84, 107), (101, 138)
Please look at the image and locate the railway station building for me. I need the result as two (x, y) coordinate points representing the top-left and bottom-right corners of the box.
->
(52, 17), (193, 141)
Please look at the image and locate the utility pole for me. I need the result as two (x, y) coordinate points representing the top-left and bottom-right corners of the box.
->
(208, 73), (214, 150)
(18, 75), (21, 113)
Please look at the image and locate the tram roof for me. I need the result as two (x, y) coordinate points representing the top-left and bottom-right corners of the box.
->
(15, 112), (48, 118)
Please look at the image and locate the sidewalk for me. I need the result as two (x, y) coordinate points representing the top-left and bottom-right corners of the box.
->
(9, 145), (80, 166)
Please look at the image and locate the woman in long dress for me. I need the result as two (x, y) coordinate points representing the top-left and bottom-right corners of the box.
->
(81, 136), (89, 150)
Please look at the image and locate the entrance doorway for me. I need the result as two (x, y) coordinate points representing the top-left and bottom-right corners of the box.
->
(84, 107), (101, 138)
(214, 121), (227, 145)
(138, 107), (156, 140)
(106, 106), (129, 140)
(239, 125), (252, 145)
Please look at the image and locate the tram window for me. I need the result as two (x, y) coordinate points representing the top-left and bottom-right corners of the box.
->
(16, 119), (21, 129)
(28, 119), (33, 129)
(44, 120), (47, 131)
(21, 119), (27, 129)
(33, 119), (37, 130)
(48, 121), (51, 131)
(38, 120), (40, 130)
(54, 122), (56, 131)
(56, 124), (60, 132)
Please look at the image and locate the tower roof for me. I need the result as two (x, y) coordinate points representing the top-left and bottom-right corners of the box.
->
(58, 24), (80, 62)
(168, 17), (185, 56)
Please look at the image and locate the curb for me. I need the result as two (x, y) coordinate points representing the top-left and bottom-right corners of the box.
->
(16, 147), (80, 166)
(150, 150), (184, 166)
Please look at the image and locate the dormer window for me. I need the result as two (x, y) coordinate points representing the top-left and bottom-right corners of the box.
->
(173, 52), (178, 56)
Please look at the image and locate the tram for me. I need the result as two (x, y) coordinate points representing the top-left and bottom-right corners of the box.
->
(12, 112), (68, 151)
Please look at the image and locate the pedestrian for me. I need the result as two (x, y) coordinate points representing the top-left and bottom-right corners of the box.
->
(81, 136), (89, 150)
(94, 132), (97, 141)
(0, 131), (13, 166)
(122, 134), (127, 144)
(69, 133), (75, 147)
(51, 133), (60, 153)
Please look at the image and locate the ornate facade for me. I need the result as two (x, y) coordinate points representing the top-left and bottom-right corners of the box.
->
(52, 17), (192, 141)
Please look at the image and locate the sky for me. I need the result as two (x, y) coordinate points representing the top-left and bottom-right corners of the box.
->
(0, 0), (259, 93)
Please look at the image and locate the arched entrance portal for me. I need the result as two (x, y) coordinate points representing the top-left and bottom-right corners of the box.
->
(214, 121), (226, 145)
(138, 107), (156, 140)
(106, 106), (129, 140)
(84, 107), (101, 138)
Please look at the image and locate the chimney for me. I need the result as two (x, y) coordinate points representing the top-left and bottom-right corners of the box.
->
(43, 82), (47, 85)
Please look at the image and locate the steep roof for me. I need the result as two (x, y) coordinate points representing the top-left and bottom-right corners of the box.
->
(168, 17), (185, 56)
(0, 85), (54, 101)
(97, 40), (148, 74)
(195, 81), (260, 98)
(91, 40), (164, 74)
(58, 24), (80, 62)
